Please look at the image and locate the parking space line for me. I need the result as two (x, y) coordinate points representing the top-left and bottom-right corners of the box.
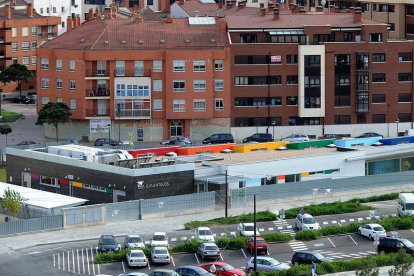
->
(332, 221), (337, 224)
(220, 253), (224, 261)
(259, 228), (264, 231)
(77, 249), (80, 274)
(348, 235), (358, 245)
(191, 236), (194, 239)
(323, 222), (328, 225)
(86, 247), (90, 275)
(53, 254), (55, 268)
(181, 237), (187, 241)
(349, 219), (355, 222)
(122, 261), (125, 272)
(327, 237), (336, 248)
(340, 220), (346, 223)
(97, 262), (100, 275)
(366, 217), (371, 220)
(67, 250), (70, 272)
(221, 233), (226, 236)
(81, 248), (85, 275)
(240, 249), (247, 259)
(72, 250), (75, 273)
(194, 253), (200, 264)
(148, 260), (151, 270)
(338, 222), (342, 226)
(58, 253), (60, 270)
(267, 250), (270, 255)
(90, 247), (95, 276)
(171, 256), (176, 267)
(171, 238), (177, 242)
(230, 232), (236, 237)
(411, 229), (414, 233)
(62, 251), (65, 271)
(269, 228), (273, 231)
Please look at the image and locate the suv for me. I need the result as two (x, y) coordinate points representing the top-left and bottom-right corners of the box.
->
(94, 138), (121, 146)
(377, 237), (414, 254)
(202, 133), (234, 144)
(295, 213), (320, 230)
(97, 234), (120, 253)
(291, 251), (332, 266)
(246, 237), (268, 254)
(243, 133), (273, 143)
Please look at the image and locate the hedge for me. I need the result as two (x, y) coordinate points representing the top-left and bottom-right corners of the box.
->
(170, 239), (201, 253)
(262, 233), (293, 243)
(94, 247), (151, 264)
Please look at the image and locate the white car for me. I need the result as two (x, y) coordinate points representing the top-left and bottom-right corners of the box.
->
(358, 224), (386, 240)
(238, 222), (260, 237)
(126, 249), (148, 268)
(295, 214), (320, 230)
(195, 227), (215, 242)
(150, 232), (169, 248)
(124, 234), (145, 249)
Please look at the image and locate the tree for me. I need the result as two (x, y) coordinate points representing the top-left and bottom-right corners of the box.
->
(388, 250), (412, 276)
(0, 64), (32, 96)
(0, 124), (12, 146)
(36, 102), (71, 141)
(0, 187), (25, 219)
(356, 257), (379, 276)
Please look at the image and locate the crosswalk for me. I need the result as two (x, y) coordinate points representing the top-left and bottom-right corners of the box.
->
(273, 219), (296, 236)
(288, 240), (308, 251)
(315, 249), (377, 260)
(53, 247), (100, 275)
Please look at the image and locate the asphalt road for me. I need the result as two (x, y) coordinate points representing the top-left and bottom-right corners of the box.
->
(0, 200), (403, 276)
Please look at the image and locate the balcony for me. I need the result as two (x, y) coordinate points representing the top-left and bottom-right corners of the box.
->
(85, 88), (110, 99)
(47, 32), (55, 39)
(85, 108), (110, 118)
(114, 69), (151, 78)
(85, 69), (109, 80)
(0, 37), (4, 43)
(116, 109), (151, 119)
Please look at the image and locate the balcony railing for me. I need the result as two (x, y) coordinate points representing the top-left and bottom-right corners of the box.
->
(116, 109), (150, 117)
(114, 69), (151, 77)
(86, 108), (110, 117)
(86, 88), (110, 97)
(85, 69), (108, 77)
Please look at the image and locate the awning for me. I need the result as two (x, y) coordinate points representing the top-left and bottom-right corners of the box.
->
(269, 30), (305, 35)
(195, 175), (250, 185)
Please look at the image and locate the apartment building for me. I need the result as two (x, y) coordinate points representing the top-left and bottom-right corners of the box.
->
(115, 0), (170, 12)
(36, 16), (231, 142)
(227, 5), (414, 137)
(0, 2), (59, 92)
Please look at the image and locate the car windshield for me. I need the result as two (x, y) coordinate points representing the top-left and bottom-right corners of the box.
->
(373, 227), (384, 231)
(268, 259), (281, 266)
(402, 239), (414, 248)
(405, 203), (414, 209)
(222, 264), (235, 271)
(131, 252), (145, 257)
(255, 240), (266, 244)
(153, 235), (166, 241)
(313, 253), (326, 260)
(128, 237), (142, 243)
(205, 246), (218, 251)
(244, 225), (254, 231)
(102, 238), (116, 245)
(155, 249), (168, 254)
(303, 217), (316, 224)
(199, 230), (212, 235)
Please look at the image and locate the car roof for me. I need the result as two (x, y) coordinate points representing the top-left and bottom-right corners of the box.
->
(241, 222), (254, 226)
(152, 246), (169, 250)
(126, 234), (141, 237)
(250, 237), (265, 240)
(202, 242), (217, 246)
(130, 249), (144, 253)
(197, 227), (211, 230)
(176, 265), (208, 271)
(200, 261), (226, 266)
(154, 232), (166, 235)
(294, 250), (320, 254)
(365, 223), (383, 227)
(300, 214), (314, 218)
(101, 234), (115, 238)
(152, 269), (176, 272)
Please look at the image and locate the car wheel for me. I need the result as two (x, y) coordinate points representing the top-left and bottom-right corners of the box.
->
(264, 250), (268, 255)
(247, 268), (254, 275)
(369, 234), (373, 240)
(358, 230), (362, 235)
(294, 262), (299, 266)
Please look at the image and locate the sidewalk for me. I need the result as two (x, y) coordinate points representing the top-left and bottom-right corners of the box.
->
(327, 265), (414, 275)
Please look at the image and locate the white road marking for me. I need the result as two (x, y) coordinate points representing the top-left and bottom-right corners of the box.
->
(374, 216), (381, 220)
(72, 250), (75, 273)
(357, 218), (363, 221)
(81, 248), (85, 275)
(171, 238), (177, 242)
(348, 235), (358, 245)
(230, 232), (236, 237)
(148, 260), (151, 270)
(349, 253), (360, 257)
(340, 220), (346, 223)
(90, 247), (95, 276)
(349, 219), (355, 222)
(286, 225), (292, 229)
(171, 255), (176, 267)
(67, 250), (70, 272)
(53, 254), (55, 268)
(268, 227), (274, 231)
(181, 237), (187, 241)
(191, 236), (194, 239)
(278, 227), (283, 230)
(391, 214), (397, 217)
(323, 222), (328, 225)
(358, 252), (369, 256)
(338, 222), (342, 226)
(327, 237), (336, 248)
(220, 253), (224, 261)
(194, 253), (200, 264)
(77, 249), (80, 274)
(341, 254), (352, 258)
(122, 261), (125, 272)
(58, 253), (60, 270)
(86, 248), (90, 275)
(97, 262), (101, 275)
(259, 228), (264, 231)
(241, 248), (247, 258)
(221, 233), (226, 236)
(267, 249), (270, 255)
(63, 251), (65, 272)
(366, 217), (371, 220)
(332, 220), (337, 224)
(213, 233), (217, 237)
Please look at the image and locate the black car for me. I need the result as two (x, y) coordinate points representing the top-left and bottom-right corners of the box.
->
(94, 138), (122, 146)
(202, 133), (234, 144)
(175, 266), (215, 276)
(377, 237), (414, 254)
(97, 234), (120, 253)
(160, 136), (192, 146)
(291, 251), (332, 266)
(12, 95), (34, 104)
(16, 140), (37, 146)
(356, 132), (383, 138)
(318, 134), (344, 140)
(243, 133), (273, 143)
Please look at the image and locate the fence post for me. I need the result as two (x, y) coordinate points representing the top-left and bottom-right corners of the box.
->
(138, 199), (142, 220)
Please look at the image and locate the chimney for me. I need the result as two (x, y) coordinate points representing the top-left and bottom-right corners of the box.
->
(316, 6), (323, 12)
(10, 0), (15, 5)
(354, 8), (362, 23)
(66, 16), (73, 31)
(273, 8), (279, 20)
(4, 4), (10, 19)
(218, 18), (227, 31)
(260, 7), (266, 16)
(334, 6), (339, 13)
(226, 1), (233, 9)
(75, 15), (81, 27)
(27, 3), (33, 17)
(95, 8), (101, 17)
(218, 0), (222, 9)
(88, 8), (94, 20)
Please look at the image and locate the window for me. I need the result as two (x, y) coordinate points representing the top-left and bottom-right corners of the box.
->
(40, 58), (49, 70)
(31, 41), (37, 49)
(343, 32), (353, 42)
(173, 99), (186, 112)
(240, 34), (257, 43)
(69, 80), (76, 90)
(372, 114), (386, 123)
(399, 53), (412, 62)
(334, 115), (351, 124)
(215, 79), (224, 91)
(372, 73), (386, 82)
(11, 42), (17, 52)
(287, 55), (298, 64)
(215, 98), (224, 110)
(372, 94), (386, 103)
(234, 76), (281, 85)
(379, 4), (394, 12)
(115, 60), (125, 76)
(287, 75), (298, 84)
(389, 23), (395, 32)
(153, 99), (163, 111)
(214, 60), (224, 71)
(153, 60), (162, 72)
(173, 80), (185, 92)
(41, 97), (49, 107)
(39, 176), (59, 187)
(173, 60), (185, 72)
(11, 28), (17, 37)
(399, 113), (412, 122)
(56, 78), (62, 89)
(52, 7), (56, 13)
(193, 99), (206, 112)
(398, 93), (412, 102)
(286, 96), (297, 105)
(40, 8), (43, 13)
(61, 22), (65, 28)
(22, 42), (30, 51)
(193, 60), (206, 72)
(22, 27), (29, 37)
(69, 60), (75, 72)
(41, 78), (49, 89)
(22, 57), (30, 65)
(305, 55), (320, 66)
(31, 26), (37, 36)
(12, 57), (18, 64)
(399, 73), (412, 82)
(56, 59), (62, 71)
(370, 33), (382, 42)
(69, 99), (76, 110)
(56, 97), (62, 103)
(61, 7), (65, 12)
(134, 60), (144, 76)
(193, 80), (206, 92)
(153, 80), (162, 91)
(304, 76), (321, 87)
(32, 56), (36, 64)
(372, 53), (386, 62)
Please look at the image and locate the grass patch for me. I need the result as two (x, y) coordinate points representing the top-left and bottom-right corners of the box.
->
(94, 249), (128, 264)
(0, 166), (6, 182)
(0, 111), (23, 123)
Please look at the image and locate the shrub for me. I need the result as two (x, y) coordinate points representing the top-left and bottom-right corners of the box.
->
(262, 232), (293, 243)
(217, 237), (248, 250)
(295, 230), (320, 241)
(355, 193), (400, 203)
(170, 239), (201, 253)
(94, 249), (128, 264)
(285, 201), (372, 219)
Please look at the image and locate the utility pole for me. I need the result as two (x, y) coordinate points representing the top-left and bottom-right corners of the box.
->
(225, 170), (228, 218)
(253, 194), (257, 274)
(267, 52), (271, 134)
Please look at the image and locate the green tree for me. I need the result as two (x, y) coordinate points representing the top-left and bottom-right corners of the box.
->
(0, 187), (25, 219)
(0, 64), (32, 96)
(388, 251), (413, 276)
(36, 102), (71, 141)
(0, 124), (12, 146)
(356, 257), (379, 276)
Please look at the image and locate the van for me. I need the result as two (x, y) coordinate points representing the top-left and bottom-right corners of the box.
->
(202, 133), (234, 144)
(404, 129), (414, 136)
(397, 193), (414, 216)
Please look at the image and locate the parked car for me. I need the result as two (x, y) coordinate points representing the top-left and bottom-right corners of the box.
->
(355, 132), (383, 138)
(126, 273), (149, 276)
(126, 249), (148, 268)
(242, 133), (273, 143)
(238, 222), (260, 237)
(318, 134), (344, 140)
(295, 213), (320, 230)
(377, 237), (414, 254)
(246, 237), (268, 255)
(199, 262), (245, 276)
(175, 266), (215, 276)
(12, 95), (34, 104)
(195, 227), (215, 242)
(291, 251), (332, 266)
(124, 234), (145, 249)
(149, 269), (180, 276)
(196, 242), (221, 260)
(94, 138), (122, 146)
(16, 140), (37, 146)
(245, 256), (290, 273)
(281, 134), (310, 143)
(358, 224), (386, 240)
(150, 232), (169, 248)
(160, 136), (192, 146)
(202, 133), (234, 144)
(97, 235), (120, 253)
(150, 246), (171, 264)
(27, 92), (37, 101)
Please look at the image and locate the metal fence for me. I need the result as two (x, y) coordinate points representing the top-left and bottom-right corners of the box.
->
(0, 215), (62, 235)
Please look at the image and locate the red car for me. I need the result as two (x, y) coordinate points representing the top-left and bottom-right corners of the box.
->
(199, 262), (245, 276)
(246, 237), (268, 255)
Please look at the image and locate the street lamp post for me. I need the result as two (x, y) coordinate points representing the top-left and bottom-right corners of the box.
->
(107, 123), (111, 141)
(271, 121), (276, 140)
(387, 104), (390, 138)
(396, 118), (400, 137)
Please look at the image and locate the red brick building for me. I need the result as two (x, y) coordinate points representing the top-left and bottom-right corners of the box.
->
(36, 16), (231, 142)
(0, 1), (59, 93)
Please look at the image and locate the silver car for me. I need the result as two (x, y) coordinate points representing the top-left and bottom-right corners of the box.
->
(124, 234), (145, 249)
(245, 256), (290, 273)
(281, 134), (310, 142)
(151, 246), (171, 264)
(196, 242), (220, 260)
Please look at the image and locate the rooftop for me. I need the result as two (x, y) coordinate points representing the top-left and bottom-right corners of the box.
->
(172, 0), (260, 17)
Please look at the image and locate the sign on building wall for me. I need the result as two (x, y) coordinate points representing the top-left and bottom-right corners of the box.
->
(271, 55), (282, 63)
(90, 119), (111, 133)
